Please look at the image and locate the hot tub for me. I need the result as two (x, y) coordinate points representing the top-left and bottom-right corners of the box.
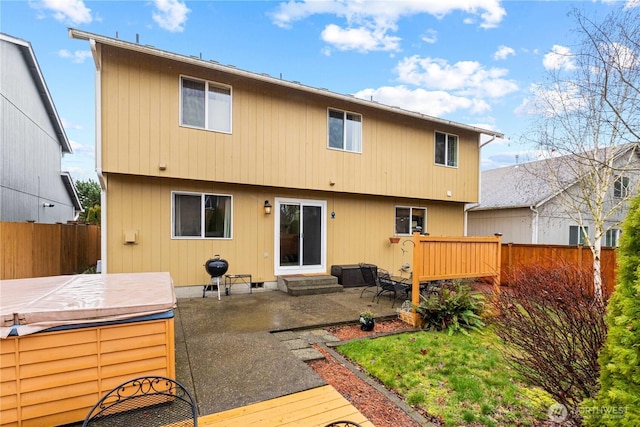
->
(0, 272), (176, 427)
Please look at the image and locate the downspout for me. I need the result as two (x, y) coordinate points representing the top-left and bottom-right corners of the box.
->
(530, 205), (539, 244)
(466, 135), (497, 235)
(89, 38), (107, 273)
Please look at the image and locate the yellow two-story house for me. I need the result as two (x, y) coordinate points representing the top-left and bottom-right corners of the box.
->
(70, 29), (503, 288)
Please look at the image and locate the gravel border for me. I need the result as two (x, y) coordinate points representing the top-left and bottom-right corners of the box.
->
(320, 333), (436, 427)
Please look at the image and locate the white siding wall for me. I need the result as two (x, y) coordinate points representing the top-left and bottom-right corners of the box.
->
(0, 38), (76, 223)
(467, 208), (533, 243)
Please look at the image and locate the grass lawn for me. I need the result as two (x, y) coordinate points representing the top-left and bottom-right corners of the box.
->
(337, 326), (554, 426)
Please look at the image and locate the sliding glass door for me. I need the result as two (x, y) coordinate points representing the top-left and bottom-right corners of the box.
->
(275, 198), (326, 275)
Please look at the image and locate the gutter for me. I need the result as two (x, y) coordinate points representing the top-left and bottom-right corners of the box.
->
(530, 205), (539, 244)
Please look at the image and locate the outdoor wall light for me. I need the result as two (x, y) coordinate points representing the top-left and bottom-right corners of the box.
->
(43, 203), (55, 208)
(263, 200), (272, 215)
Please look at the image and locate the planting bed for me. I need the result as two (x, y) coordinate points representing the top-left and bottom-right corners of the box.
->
(307, 319), (427, 427)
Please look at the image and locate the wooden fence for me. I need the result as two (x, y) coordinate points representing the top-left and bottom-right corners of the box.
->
(501, 243), (617, 297)
(1, 222), (101, 280)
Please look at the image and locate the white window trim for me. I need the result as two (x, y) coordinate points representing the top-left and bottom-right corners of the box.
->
(434, 131), (459, 168)
(604, 228), (620, 247)
(614, 175), (630, 199)
(327, 108), (363, 153)
(171, 190), (233, 239)
(569, 225), (588, 246)
(274, 197), (327, 276)
(179, 75), (232, 134)
(394, 206), (427, 236)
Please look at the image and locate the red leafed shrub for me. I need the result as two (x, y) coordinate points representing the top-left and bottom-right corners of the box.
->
(489, 261), (608, 424)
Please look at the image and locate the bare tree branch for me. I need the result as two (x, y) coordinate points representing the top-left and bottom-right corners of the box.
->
(521, 6), (640, 301)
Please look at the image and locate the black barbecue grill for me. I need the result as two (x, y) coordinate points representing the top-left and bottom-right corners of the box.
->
(203, 255), (229, 299)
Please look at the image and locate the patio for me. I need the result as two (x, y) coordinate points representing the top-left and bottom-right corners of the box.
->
(173, 286), (399, 419)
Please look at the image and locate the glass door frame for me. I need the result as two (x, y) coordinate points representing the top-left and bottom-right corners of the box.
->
(274, 197), (327, 276)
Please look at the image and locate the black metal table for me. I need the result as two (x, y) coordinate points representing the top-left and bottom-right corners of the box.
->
(224, 274), (252, 295)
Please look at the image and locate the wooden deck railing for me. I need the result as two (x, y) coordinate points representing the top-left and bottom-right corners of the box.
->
(403, 233), (502, 326)
(1, 221), (101, 279)
(400, 238), (618, 326)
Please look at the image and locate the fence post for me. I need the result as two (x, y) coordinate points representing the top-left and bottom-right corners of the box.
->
(400, 231), (422, 327)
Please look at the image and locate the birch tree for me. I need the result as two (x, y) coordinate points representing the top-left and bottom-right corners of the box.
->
(523, 6), (640, 301)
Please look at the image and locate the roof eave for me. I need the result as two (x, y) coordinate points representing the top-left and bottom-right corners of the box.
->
(61, 172), (83, 211)
(468, 204), (535, 212)
(68, 28), (503, 139)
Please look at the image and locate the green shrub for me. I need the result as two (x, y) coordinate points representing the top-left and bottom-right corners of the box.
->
(415, 280), (486, 335)
(585, 193), (640, 426)
(86, 205), (101, 224)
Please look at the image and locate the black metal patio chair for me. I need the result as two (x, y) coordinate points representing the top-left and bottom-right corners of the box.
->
(358, 263), (381, 299)
(325, 421), (363, 427)
(83, 376), (198, 426)
(376, 274), (410, 308)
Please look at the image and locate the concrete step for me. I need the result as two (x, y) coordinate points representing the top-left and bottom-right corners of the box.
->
(280, 275), (344, 296)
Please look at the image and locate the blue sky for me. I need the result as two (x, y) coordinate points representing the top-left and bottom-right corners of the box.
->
(2, 0), (637, 182)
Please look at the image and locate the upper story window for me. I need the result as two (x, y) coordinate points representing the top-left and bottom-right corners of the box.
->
(435, 131), (458, 167)
(172, 191), (232, 239)
(614, 175), (630, 198)
(180, 76), (231, 133)
(569, 225), (588, 245)
(395, 206), (427, 235)
(328, 108), (362, 153)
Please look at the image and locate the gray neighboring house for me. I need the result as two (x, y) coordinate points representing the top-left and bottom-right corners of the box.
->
(1, 33), (82, 223)
(467, 143), (640, 246)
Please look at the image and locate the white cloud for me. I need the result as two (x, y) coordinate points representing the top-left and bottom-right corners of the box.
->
(353, 85), (491, 117)
(152, 0), (190, 32)
(395, 55), (519, 98)
(514, 82), (583, 117)
(68, 139), (93, 154)
(35, 0), (92, 25)
(543, 44), (576, 71)
(321, 24), (401, 52)
(62, 139), (96, 181)
(270, 0), (505, 52)
(61, 118), (84, 131)
(58, 49), (92, 64)
(421, 29), (438, 44)
(603, 0), (639, 8)
(493, 45), (515, 60)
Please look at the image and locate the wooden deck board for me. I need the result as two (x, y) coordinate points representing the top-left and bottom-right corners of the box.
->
(197, 385), (375, 427)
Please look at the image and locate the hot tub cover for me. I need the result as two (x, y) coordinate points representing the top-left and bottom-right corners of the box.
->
(0, 272), (176, 338)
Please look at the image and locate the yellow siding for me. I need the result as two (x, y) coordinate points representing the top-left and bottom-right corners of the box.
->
(99, 45), (480, 204)
(0, 317), (174, 427)
(106, 175), (466, 286)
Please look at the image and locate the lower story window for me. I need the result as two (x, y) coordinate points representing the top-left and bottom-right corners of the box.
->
(569, 225), (588, 245)
(173, 192), (232, 238)
(604, 228), (620, 247)
(395, 206), (426, 235)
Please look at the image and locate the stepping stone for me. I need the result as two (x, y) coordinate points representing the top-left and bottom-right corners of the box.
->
(281, 338), (310, 350)
(298, 329), (341, 344)
(292, 347), (325, 362)
(272, 331), (299, 341)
